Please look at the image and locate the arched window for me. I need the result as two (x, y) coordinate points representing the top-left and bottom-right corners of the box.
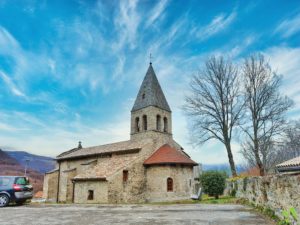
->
(156, 115), (161, 131)
(135, 117), (140, 132)
(167, 177), (173, 192)
(143, 115), (147, 131)
(163, 117), (168, 132)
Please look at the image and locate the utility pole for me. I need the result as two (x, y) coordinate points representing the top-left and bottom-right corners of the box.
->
(24, 158), (30, 177)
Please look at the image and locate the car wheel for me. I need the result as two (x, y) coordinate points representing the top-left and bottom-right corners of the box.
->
(0, 194), (10, 207)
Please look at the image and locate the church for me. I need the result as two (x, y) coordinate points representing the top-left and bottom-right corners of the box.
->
(43, 63), (198, 203)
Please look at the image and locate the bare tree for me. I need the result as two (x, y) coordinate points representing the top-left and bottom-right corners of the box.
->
(283, 121), (300, 158)
(241, 54), (293, 176)
(271, 121), (300, 166)
(242, 121), (300, 174)
(184, 56), (244, 177)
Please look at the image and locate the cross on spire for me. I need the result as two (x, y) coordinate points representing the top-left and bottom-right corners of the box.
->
(149, 53), (153, 65)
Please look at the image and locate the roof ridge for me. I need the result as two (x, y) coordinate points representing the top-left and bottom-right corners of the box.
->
(57, 139), (132, 158)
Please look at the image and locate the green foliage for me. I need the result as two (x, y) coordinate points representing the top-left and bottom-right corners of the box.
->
(230, 188), (236, 197)
(200, 195), (237, 204)
(279, 208), (299, 225)
(290, 208), (299, 221)
(200, 171), (227, 199)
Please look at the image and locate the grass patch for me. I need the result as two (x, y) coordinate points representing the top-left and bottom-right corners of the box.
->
(149, 195), (238, 205)
(200, 195), (237, 204)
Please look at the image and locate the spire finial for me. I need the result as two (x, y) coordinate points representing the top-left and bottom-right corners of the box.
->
(149, 53), (153, 65)
(78, 141), (82, 149)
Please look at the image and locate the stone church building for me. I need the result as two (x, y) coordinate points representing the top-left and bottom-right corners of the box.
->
(43, 63), (198, 203)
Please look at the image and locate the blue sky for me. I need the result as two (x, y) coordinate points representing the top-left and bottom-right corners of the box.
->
(0, 0), (299, 164)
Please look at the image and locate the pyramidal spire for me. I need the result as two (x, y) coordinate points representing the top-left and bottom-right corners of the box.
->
(132, 63), (171, 112)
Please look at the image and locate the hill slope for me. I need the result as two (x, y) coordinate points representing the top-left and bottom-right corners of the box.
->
(5, 151), (55, 174)
(0, 149), (44, 193)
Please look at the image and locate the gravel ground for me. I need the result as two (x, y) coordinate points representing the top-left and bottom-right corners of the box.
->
(0, 203), (275, 225)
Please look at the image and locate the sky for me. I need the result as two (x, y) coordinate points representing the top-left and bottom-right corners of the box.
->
(0, 0), (300, 165)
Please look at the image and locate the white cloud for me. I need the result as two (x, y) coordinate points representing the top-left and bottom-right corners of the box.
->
(0, 25), (55, 98)
(264, 47), (300, 102)
(195, 11), (236, 41)
(113, 0), (140, 51)
(0, 26), (20, 53)
(0, 105), (131, 157)
(228, 35), (255, 58)
(0, 71), (26, 97)
(145, 0), (169, 27)
(275, 13), (300, 38)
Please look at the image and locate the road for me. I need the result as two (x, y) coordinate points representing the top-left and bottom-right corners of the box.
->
(0, 203), (275, 225)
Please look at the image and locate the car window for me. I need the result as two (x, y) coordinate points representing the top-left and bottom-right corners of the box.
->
(15, 177), (29, 185)
(0, 177), (12, 186)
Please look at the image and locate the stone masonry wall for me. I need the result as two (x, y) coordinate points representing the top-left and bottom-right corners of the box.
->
(225, 174), (300, 215)
(57, 156), (111, 202)
(131, 106), (172, 136)
(145, 165), (194, 202)
(48, 128), (192, 203)
(74, 181), (108, 203)
(43, 170), (58, 202)
(106, 135), (188, 203)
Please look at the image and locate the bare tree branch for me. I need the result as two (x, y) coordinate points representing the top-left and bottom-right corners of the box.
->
(241, 54), (293, 175)
(184, 56), (244, 176)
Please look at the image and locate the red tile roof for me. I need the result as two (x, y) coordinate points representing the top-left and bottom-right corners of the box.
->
(144, 144), (198, 166)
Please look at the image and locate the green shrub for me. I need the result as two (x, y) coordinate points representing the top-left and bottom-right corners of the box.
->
(230, 188), (236, 197)
(200, 171), (227, 199)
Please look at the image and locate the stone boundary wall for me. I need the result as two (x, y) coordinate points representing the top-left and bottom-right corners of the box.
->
(225, 174), (300, 215)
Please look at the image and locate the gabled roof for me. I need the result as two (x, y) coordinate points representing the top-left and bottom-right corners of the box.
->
(131, 63), (171, 112)
(56, 140), (149, 161)
(276, 156), (300, 168)
(144, 144), (198, 166)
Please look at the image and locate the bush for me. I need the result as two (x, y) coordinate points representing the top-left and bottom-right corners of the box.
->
(230, 188), (236, 197)
(200, 171), (227, 199)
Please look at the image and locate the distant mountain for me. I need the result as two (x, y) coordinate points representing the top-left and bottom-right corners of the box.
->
(5, 151), (55, 174)
(0, 149), (19, 165)
(202, 163), (244, 175)
(0, 149), (44, 192)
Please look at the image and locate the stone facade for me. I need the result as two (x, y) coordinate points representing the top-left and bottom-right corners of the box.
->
(131, 106), (172, 137)
(74, 181), (108, 203)
(43, 63), (198, 204)
(145, 165), (194, 202)
(42, 169), (58, 202)
(225, 174), (300, 215)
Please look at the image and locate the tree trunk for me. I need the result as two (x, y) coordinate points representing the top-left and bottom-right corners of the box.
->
(254, 138), (265, 176)
(225, 143), (237, 177)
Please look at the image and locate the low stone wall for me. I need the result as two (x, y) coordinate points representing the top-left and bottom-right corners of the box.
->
(225, 174), (300, 215)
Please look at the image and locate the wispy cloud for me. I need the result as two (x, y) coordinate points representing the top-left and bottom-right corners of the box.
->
(113, 0), (140, 50)
(264, 46), (300, 116)
(145, 0), (169, 27)
(0, 71), (26, 97)
(0, 26), (19, 53)
(195, 11), (236, 41)
(275, 12), (300, 38)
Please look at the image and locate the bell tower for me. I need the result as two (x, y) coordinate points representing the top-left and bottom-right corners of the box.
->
(130, 63), (172, 139)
